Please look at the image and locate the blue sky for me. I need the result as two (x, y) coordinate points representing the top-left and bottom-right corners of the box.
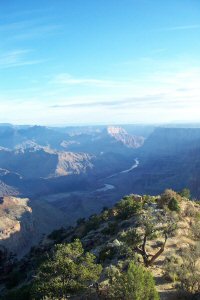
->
(0, 0), (200, 125)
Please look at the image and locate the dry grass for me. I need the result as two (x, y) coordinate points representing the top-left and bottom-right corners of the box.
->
(148, 200), (200, 300)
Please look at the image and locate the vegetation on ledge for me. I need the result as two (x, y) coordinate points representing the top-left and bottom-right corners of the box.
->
(1, 189), (200, 300)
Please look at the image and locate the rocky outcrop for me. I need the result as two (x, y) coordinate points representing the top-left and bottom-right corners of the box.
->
(0, 147), (94, 179)
(56, 152), (94, 176)
(107, 126), (144, 148)
(0, 180), (19, 197)
(140, 127), (200, 156)
(108, 127), (200, 198)
(0, 196), (67, 257)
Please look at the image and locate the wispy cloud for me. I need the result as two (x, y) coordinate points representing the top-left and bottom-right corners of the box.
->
(1, 8), (52, 21)
(48, 67), (200, 113)
(0, 15), (61, 42)
(52, 73), (133, 88)
(0, 49), (44, 69)
(13, 24), (61, 41)
(158, 24), (200, 31)
(50, 94), (166, 109)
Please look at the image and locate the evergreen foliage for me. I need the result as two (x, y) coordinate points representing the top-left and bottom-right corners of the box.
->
(108, 261), (160, 300)
(31, 239), (102, 299)
(168, 197), (180, 212)
(116, 196), (142, 219)
(179, 188), (191, 199)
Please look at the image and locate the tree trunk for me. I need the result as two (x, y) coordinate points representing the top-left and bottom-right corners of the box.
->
(146, 233), (168, 267)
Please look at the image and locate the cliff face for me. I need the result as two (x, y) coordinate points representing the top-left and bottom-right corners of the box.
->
(0, 197), (33, 256)
(139, 127), (200, 157)
(107, 126), (144, 148)
(0, 147), (94, 179)
(56, 152), (94, 176)
(0, 180), (19, 197)
(0, 197), (67, 257)
(104, 127), (200, 198)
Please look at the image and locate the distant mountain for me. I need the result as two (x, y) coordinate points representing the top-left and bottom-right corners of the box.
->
(2, 124), (200, 275)
(0, 124), (145, 199)
(139, 127), (200, 157)
(60, 126), (144, 154)
(0, 125), (67, 150)
(104, 127), (200, 198)
(107, 126), (144, 148)
(0, 146), (94, 179)
(4, 125), (200, 233)
(0, 124), (145, 153)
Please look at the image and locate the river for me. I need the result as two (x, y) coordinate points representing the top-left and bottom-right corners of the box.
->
(107, 158), (139, 179)
(96, 158), (139, 192)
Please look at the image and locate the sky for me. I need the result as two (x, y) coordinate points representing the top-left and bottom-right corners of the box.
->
(0, 0), (200, 125)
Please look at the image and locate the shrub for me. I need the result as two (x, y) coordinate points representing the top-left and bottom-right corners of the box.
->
(164, 255), (182, 282)
(31, 239), (102, 299)
(48, 227), (66, 243)
(117, 244), (135, 260)
(183, 203), (199, 218)
(84, 214), (101, 233)
(191, 221), (200, 241)
(108, 261), (160, 300)
(168, 198), (180, 212)
(98, 246), (117, 263)
(101, 209), (111, 221)
(159, 189), (181, 208)
(101, 222), (119, 235)
(143, 195), (157, 205)
(116, 196), (142, 220)
(164, 243), (200, 295)
(179, 188), (191, 199)
(120, 228), (142, 248)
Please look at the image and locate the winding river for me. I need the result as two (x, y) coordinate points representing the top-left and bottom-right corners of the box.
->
(96, 158), (140, 192)
(107, 158), (139, 179)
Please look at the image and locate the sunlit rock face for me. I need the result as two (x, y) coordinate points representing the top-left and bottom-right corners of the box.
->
(0, 180), (19, 197)
(0, 197), (33, 256)
(107, 126), (144, 148)
(0, 196), (67, 257)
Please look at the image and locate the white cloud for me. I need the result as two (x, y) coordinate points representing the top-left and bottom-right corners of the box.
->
(0, 49), (44, 68)
(1, 60), (200, 125)
(51, 73), (132, 88)
(157, 24), (200, 31)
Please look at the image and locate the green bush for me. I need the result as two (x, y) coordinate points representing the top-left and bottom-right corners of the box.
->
(120, 228), (142, 248)
(101, 209), (111, 221)
(164, 244), (200, 295)
(84, 214), (101, 234)
(116, 196), (142, 220)
(164, 255), (182, 282)
(31, 239), (102, 299)
(191, 221), (200, 240)
(168, 198), (180, 212)
(108, 261), (160, 300)
(98, 246), (117, 263)
(48, 227), (66, 243)
(159, 189), (181, 208)
(117, 244), (135, 260)
(101, 222), (119, 235)
(179, 188), (191, 199)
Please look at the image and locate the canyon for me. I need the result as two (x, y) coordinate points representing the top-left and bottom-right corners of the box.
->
(1, 124), (200, 256)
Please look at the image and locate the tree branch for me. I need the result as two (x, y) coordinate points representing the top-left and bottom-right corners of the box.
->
(147, 232), (168, 266)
